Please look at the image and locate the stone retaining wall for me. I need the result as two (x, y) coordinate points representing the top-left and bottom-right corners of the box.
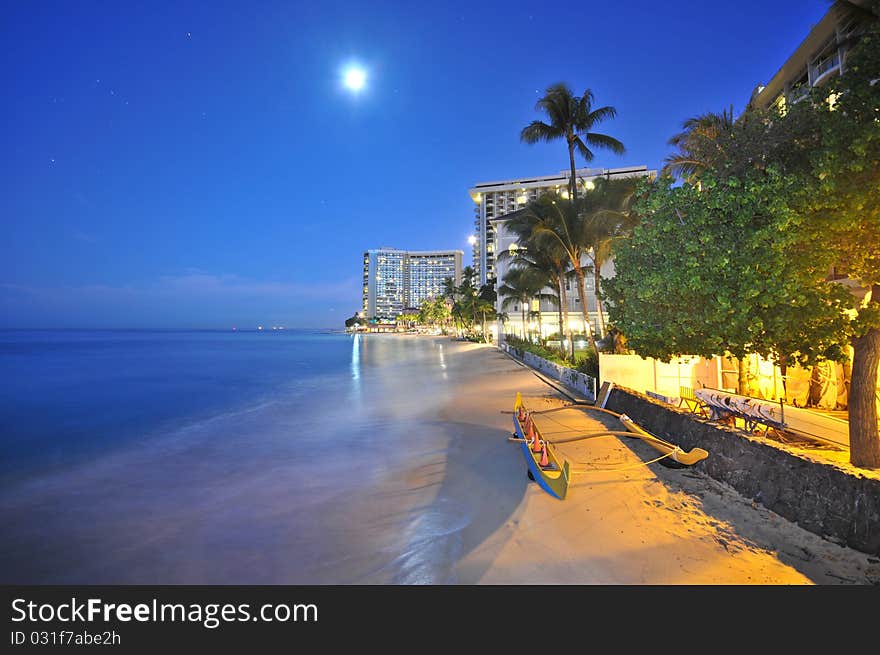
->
(499, 344), (596, 402)
(605, 385), (880, 555)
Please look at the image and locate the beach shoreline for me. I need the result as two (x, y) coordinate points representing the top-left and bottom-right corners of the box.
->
(1, 334), (876, 584)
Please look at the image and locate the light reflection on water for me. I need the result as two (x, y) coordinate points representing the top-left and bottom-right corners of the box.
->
(351, 333), (360, 381)
(0, 333), (470, 584)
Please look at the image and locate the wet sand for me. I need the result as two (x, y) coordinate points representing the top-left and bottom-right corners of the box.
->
(1, 336), (876, 584)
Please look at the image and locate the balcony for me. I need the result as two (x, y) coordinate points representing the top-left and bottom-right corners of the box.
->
(788, 84), (810, 104)
(812, 52), (841, 86)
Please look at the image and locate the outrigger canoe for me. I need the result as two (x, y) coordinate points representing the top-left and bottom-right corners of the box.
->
(512, 392), (571, 499)
(618, 414), (709, 466)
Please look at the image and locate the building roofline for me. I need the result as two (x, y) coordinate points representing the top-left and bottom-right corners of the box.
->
(365, 248), (463, 255)
(406, 250), (464, 255)
(468, 165), (648, 193)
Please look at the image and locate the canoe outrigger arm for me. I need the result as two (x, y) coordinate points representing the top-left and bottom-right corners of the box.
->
(510, 394), (710, 499)
(618, 414), (709, 466)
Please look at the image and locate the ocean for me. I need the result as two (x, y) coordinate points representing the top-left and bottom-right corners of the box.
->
(0, 329), (472, 583)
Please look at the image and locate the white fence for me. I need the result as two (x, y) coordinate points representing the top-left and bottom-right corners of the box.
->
(598, 352), (879, 412)
(500, 343), (596, 401)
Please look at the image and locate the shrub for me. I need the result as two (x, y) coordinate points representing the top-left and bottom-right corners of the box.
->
(504, 334), (600, 379)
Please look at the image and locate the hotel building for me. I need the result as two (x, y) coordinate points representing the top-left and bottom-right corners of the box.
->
(468, 166), (655, 340)
(468, 165), (653, 287)
(362, 248), (463, 320)
(748, 0), (871, 112)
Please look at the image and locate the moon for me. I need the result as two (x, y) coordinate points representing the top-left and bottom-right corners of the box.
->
(343, 67), (366, 92)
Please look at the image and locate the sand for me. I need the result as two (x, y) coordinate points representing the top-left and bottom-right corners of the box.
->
(435, 340), (879, 584)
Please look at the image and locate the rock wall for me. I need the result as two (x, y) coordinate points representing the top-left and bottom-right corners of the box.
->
(605, 385), (880, 555)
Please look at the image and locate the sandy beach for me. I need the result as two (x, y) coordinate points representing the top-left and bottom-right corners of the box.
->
(1, 334), (877, 584)
(433, 339), (878, 584)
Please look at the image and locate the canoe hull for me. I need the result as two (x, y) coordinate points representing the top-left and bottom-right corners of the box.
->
(513, 393), (570, 500)
(694, 388), (849, 448)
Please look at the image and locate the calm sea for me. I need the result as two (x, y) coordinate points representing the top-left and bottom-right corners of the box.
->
(0, 329), (355, 479)
(0, 329), (469, 583)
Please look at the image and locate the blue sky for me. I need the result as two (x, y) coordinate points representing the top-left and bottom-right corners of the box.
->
(1, 0), (832, 328)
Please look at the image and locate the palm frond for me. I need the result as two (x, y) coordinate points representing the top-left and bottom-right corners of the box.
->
(584, 104), (618, 127)
(520, 120), (563, 143)
(583, 131), (625, 154)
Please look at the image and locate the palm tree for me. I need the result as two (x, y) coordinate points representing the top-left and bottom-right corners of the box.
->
(517, 193), (600, 351)
(460, 266), (477, 292)
(521, 83), (625, 204)
(500, 209), (575, 358)
(578, 176), (640, 337)
(663, 106), (735, 183)
(476, 297), (497, 342)
(441, 276), (457, 301)
(498, 265), (556, 341)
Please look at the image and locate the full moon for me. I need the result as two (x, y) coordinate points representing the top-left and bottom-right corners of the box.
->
(343, 67), (366, 92)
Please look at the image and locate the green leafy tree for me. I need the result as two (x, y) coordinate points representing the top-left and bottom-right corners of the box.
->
(605, 172), (851, 363)
(608, 2), (880, 468)
(521, 83), (625, 204)
(792, 11), (880, 466)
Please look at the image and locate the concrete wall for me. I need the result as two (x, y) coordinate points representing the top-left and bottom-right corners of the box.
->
(604, 384), (880, 555)
(500, 344), (596, 401)
(599, 353), (720, 399)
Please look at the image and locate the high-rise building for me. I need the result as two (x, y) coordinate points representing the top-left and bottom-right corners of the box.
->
(362, 248), (463, 320)
(474, 165), (655, 340)
(405, 251), (462, 310)
(468, 166), (652, 287)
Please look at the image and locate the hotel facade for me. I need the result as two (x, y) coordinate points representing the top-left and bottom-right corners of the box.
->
(468, 166), (655, 340)
(468, 166), (653, 288)
(362, 248), (463, 320)
(748, 0), (871, 112)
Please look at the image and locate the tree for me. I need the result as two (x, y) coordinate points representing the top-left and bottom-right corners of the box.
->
(476, 297), (497, 342)
(460, 266), (478, 292)
(419, 296), (451, 332)
(520, 193), (599, 351)
(396, 312), (420, 330)
(607, 3), (880, 468)
(663, 107), (736, 183)
(578, 176), (641, 337)
(498, 265), (555, 341)
(501, 209), (574, 358)
(441, 276), (457, 301)
(521, 83), (625, 204)
(605, 171), (851, 361)
(792, 11), (880, 466)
